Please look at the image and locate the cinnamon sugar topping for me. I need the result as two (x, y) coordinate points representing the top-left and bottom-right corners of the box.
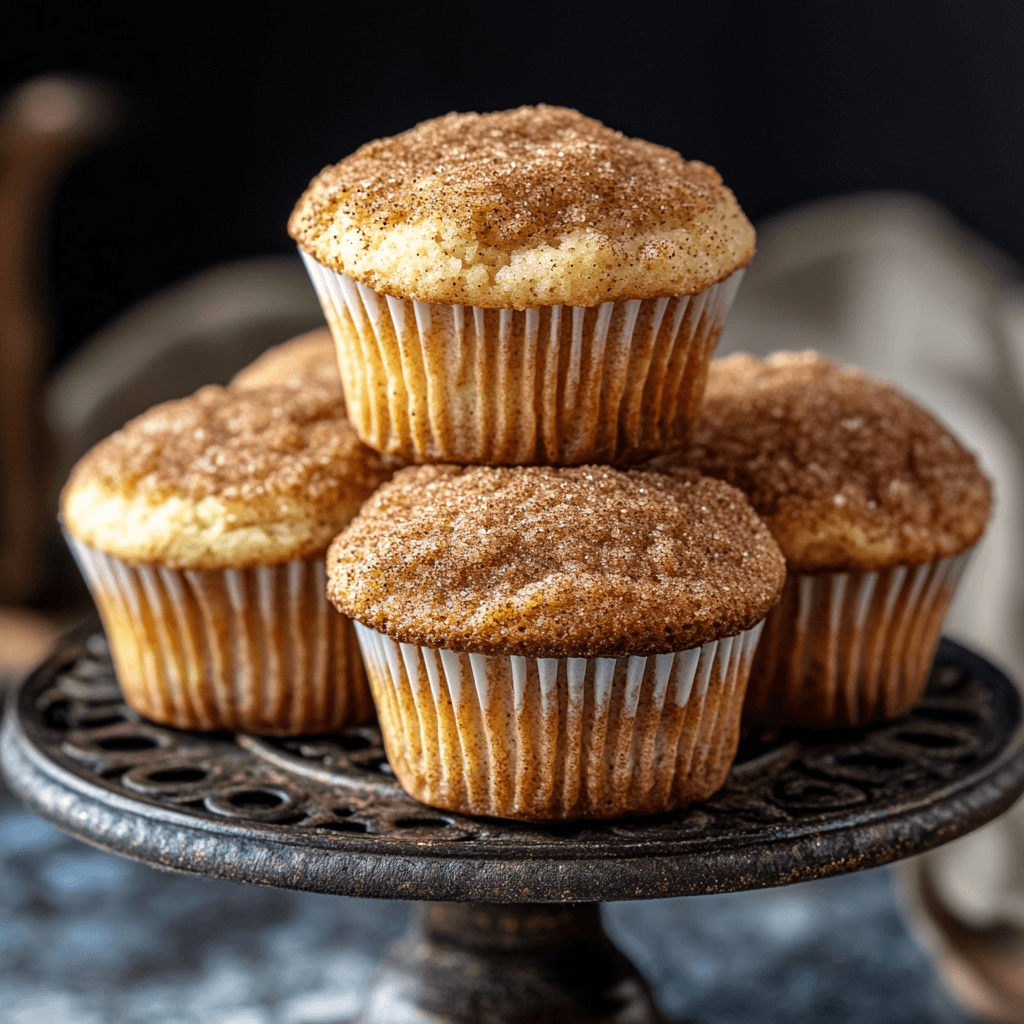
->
(327, 465), (785, 658)
(662, 351), (992, 571)
(62, 383), (397, 568)
(74, 383), (383, 502)
(289, 106), (754, 308)
(302, 106), (723, 246)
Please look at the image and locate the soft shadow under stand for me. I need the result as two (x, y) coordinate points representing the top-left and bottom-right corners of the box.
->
(3, 627), (1024, 1023)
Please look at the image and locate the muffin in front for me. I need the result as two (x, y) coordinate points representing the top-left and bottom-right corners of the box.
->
(290, 105), (755, 467)
(661, 350), (993, 728)
(61, 382), (397, 734)
(326, 464), (785, 821)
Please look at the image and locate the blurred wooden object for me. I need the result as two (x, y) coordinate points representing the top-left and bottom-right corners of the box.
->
(0, 607), (60, 685)
(902, 850), (1024, 1023)
(0, 74), (119, 603)
(0, 74), (323, 683)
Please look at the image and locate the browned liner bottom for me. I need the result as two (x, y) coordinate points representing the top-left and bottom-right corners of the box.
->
(745, 553), (971, 728)
(67, 538), (373, 735)
(356, 622), (763, 821)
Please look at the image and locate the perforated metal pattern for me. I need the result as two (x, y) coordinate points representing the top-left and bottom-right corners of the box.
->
(3, 627), (1023, 903)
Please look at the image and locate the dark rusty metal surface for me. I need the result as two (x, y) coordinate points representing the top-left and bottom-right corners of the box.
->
(3, 627), (1024, 904)
(356, 902), (670, 1023)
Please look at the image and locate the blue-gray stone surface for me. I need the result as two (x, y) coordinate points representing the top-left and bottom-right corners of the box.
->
(0, 784), (981, 1023)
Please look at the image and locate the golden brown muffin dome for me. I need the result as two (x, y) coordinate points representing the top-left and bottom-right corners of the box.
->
(230, 327), (341, 392)
(662, 351), (993, 572)
(289, 105), (755, 309)
(327, 464), (785, 658)
(62, 382), (397, 568)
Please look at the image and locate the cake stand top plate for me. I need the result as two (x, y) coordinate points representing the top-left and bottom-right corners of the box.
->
(3, 628), (1023, 904)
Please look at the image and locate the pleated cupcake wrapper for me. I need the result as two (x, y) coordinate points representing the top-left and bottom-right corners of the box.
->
(65, 535), (373, 735)
(301, 251), (744, 466)
(745, 552), (972, 728)
(354, 620), (764, 821)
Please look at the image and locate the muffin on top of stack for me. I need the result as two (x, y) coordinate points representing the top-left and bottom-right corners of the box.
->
(290, 104), (754, 468)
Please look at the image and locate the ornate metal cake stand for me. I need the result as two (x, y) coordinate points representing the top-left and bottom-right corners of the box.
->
(4, 627), (1024, 1023)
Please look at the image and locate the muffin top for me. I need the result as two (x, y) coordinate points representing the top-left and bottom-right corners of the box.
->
(660, 351), (992, 572)
(289, 105), (754, 309)
(230, 327), (341, 392)
(62, 382), (396, 569)
(327, 464), (785, 658)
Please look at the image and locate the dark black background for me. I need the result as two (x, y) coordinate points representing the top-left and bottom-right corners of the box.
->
(5, 1), (1023, 367)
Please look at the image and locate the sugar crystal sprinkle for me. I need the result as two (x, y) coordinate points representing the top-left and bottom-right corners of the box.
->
(659, 350), (992, 572)
(327, 464), (785, 659)
(288, 105), (755, 308)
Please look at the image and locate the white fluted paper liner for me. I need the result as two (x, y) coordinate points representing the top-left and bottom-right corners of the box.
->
(746, 552), (972, 728)
(354, 620), (764, 821)
(66, 535), (373, 734)
(301, 251), (744, 466)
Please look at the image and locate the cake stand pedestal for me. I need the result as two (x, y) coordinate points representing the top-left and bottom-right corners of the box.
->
(4, 628), (1024, 1023)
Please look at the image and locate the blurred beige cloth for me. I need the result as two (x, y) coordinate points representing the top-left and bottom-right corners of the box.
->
(723, 191), (1024, 1019)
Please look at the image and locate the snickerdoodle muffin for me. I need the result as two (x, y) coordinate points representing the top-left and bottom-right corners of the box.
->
(230, 326), (341, 392)
(289, 105), (755, 466)
(326, 464), (785, 821)
(659, 350), (992, 728)
(61, 381), (396, 734)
